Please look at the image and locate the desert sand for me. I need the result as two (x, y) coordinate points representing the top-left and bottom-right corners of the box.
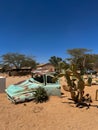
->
(1, 75), (98, 130)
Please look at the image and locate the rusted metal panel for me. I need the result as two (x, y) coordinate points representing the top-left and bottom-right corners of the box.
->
(5, 74), (61, 103)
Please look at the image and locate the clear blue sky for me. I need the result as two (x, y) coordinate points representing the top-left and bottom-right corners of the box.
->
(0, 0), (98, 63)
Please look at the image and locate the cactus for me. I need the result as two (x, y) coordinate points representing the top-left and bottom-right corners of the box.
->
(87, 76), (92, 86)
(65, 64), (85, 103)
(54, 63), (92, 107)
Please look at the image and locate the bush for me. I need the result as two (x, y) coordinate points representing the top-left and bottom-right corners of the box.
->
(33, 87), (49, 103)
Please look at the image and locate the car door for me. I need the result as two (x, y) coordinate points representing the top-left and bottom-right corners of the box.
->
(44, 75), (61, 96)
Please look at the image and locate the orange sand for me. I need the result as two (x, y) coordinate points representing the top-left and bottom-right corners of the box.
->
(0, 75), (98, 130)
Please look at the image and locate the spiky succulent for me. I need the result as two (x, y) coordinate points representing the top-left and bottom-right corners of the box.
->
(33, 87), (49, 103)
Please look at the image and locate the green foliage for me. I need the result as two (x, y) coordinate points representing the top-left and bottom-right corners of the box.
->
(65, 64), (85, 102)
(49, 56), (63, 72)
(55, 62), (93, 108)
(65, 71), (73, 88)
(67, 48), (91, 59)
(0, 64), (10, 73)
(49, 56), (69, 73)
(1, 53), (37, 71)
(33, 87), (49, 103)
(66, 48), (95, 72)
(87, 77), (92, 86)
(49, 56), (62, 66)
(66, 48), (98, 72)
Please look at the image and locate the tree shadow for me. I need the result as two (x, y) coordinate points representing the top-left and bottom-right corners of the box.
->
(90, 104), (98, 108)
(62, 100), (75, 108)
(61, 98), (98, 109)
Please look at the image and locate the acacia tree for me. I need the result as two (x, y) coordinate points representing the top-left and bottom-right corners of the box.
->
(49, 56), (69, 73)
(91, 54), (98, 71)
(66, 48), (92, 74)
(49, 56), (63, 72)
(1, 53), (37, 70)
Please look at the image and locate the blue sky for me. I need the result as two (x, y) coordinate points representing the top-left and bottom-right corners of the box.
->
(0, 0), (98, 63)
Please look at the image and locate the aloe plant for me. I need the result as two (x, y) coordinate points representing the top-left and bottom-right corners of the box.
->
(33, 87), (49, 103)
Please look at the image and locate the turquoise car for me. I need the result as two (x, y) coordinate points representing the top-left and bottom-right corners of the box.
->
(5, 74), (61, 103)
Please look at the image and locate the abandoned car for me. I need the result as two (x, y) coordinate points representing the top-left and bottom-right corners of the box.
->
(5, 74), (61, 103)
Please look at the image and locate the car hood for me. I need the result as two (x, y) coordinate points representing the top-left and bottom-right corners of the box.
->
(5, 78), (43, 97)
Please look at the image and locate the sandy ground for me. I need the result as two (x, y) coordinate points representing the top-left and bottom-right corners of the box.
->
(1, 75), (98, 130)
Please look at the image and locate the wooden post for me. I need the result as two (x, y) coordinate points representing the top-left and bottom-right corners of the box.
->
(95, 89), (98, 101)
